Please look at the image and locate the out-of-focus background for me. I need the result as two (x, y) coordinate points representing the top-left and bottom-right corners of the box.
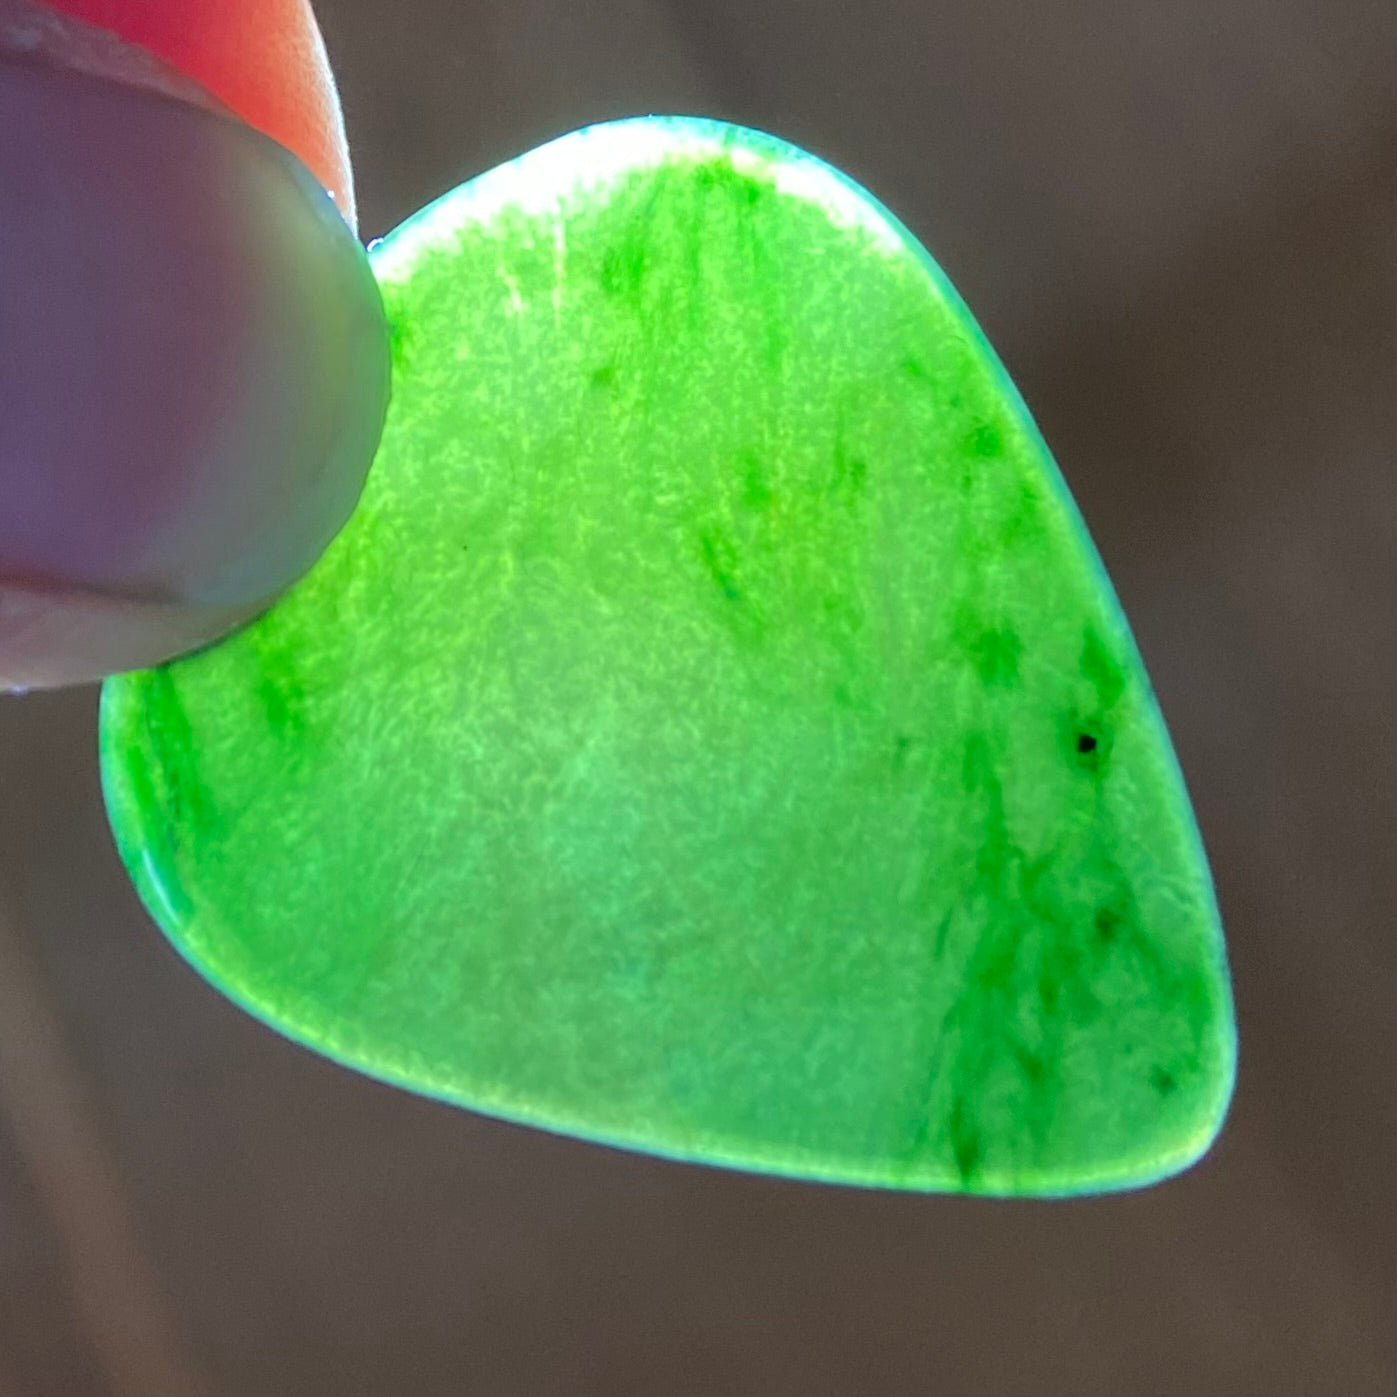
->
(1, 2), (1392, 1392)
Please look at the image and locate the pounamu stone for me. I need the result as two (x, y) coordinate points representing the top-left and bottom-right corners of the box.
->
(100, 118), (1236, 1194)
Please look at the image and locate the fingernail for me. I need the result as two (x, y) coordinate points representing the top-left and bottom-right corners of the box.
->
(0, 0), (229, 113)
(0, 44), (390, 690)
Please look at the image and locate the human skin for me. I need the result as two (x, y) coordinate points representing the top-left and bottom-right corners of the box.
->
(16, 0), (357, 225)
(0, 0), (389, 690)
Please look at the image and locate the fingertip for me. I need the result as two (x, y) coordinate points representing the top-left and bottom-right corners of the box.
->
(0, 48), (390, 690)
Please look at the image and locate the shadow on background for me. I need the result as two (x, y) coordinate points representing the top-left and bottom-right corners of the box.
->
(0, 2), (1392, 1393)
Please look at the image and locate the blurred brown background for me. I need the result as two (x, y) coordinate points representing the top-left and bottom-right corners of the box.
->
(1, 2), (1393, 1393)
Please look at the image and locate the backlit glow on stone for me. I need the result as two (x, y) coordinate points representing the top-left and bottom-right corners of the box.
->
(99, 117), (1236, 1195)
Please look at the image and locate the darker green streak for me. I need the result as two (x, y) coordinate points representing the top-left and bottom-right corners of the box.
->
(738, 451), (772, 511)
(963, 419), (1005, 458)
(139, 671), (217, 845)
(1080, 623), (1128, 711)
(697, 528), (742, 603)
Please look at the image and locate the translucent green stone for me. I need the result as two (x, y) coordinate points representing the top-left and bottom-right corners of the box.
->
(99, 118), (1235, 1194)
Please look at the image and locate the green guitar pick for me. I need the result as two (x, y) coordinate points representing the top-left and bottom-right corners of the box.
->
(99, 117), (1235, 1194)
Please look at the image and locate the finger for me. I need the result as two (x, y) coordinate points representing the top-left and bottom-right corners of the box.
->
(0, 22), (389, 691)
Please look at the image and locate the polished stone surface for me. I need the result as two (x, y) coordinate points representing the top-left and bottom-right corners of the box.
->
(99, 117), (1235, 1194)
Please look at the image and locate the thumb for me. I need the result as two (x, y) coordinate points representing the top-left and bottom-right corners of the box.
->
(0, 4), (389, 690)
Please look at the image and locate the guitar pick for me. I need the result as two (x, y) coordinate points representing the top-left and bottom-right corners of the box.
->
(100, 117), (1235, 1194)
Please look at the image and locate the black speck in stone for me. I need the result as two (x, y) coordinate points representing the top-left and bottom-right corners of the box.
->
(1067, 719), (1111, 774)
